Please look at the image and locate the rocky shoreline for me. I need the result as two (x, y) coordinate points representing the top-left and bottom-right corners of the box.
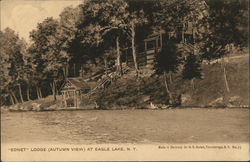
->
(1, 99), (249, 113)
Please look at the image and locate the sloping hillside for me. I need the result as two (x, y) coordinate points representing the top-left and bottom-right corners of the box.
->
(95, 54), (249, 108)
(182, 54), (249, 107)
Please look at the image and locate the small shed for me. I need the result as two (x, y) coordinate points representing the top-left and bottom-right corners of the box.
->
(61, 77), (92, 108)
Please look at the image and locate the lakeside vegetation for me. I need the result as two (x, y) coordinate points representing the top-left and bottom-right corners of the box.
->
(0, 0), (249, 111)
(2, 53), (248, 112)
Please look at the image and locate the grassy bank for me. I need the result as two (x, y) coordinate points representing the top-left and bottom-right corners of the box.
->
(94, 54), (249, 109)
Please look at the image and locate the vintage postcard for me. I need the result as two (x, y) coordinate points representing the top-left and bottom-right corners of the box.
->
(1, 0), (249, 161)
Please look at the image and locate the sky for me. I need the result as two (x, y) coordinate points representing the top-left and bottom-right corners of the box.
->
(0, 0), (83, 42)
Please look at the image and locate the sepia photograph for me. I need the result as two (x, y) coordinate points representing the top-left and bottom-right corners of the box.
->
(0, 0), (249, 161)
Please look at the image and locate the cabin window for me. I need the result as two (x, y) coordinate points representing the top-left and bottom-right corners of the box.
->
(147, 40), (155, 50)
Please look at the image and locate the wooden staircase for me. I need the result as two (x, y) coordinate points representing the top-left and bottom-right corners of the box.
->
(179, 42), (199, 54)
(84, 65), (130, 97)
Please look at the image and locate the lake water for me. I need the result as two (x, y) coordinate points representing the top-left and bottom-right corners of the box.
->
(1, 109), (249, 144)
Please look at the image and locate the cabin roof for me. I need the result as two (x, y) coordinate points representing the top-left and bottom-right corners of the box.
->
(61, 77), (96, 91)
(67, 77), (87, 90)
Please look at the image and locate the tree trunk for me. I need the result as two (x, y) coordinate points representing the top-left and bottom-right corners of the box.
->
(11, 91), (18, 104)
(26, 85), (30, 101)
(169, 72), (173, 84)
(131, 23), (139, 76)
(104, 57), (108, 76)
(163, 72), (173, 104)
(80, 65), (83, 77)
(39, 87), (43, 98)
(73, 63), (76, 77)
(125, 47), (128, 66)
(116, 36), (123, 75)
(191, 78), (195, 91)
(63, 66), (66, 78)
(221, 57), (230, 105)
(63, 63), (69, 78)
(63, 65), (68, 79)
(18, 84), (24, 103)
(53, 80), (57, 101)
(36, 86), (40, 99)
(221, 57), (230, 92)
(182, 22), (185, 43)
(9, 93), (15, 105)
(50, 83), (54, 97)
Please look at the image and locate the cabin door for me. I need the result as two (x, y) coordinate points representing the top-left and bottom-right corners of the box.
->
(65, 91), (76, 107)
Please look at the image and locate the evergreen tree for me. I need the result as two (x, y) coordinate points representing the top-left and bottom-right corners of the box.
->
(182, 54), (202, 90)
(154, 40), (182, 104)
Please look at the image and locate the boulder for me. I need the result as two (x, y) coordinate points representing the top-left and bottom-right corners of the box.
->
(157, 104), (170, 109)
(181, 94), (192, 106)
(0, 106), (9, 112)
(48, 104), (59, 110)
(141, 95), (150, 102)
(209, 97), (225, 107)
(9, 105), (19, 111)
(31, 103), (41, 111)
(228, 96), (243, 107)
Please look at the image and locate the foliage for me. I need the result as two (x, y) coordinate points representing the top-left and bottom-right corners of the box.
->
(78, 0), (128, 45)
(152, 0), (207, 32)
(200, 0), (248, 61)
(154, 40), (182, 75)
(0, 0), (248, 106)
(0, 28), (26, 104)
(29, 17), (69, 78)
(28, 17), (71, 100)
(59, 5), (84, 65)
(182, 54), (202, 80)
